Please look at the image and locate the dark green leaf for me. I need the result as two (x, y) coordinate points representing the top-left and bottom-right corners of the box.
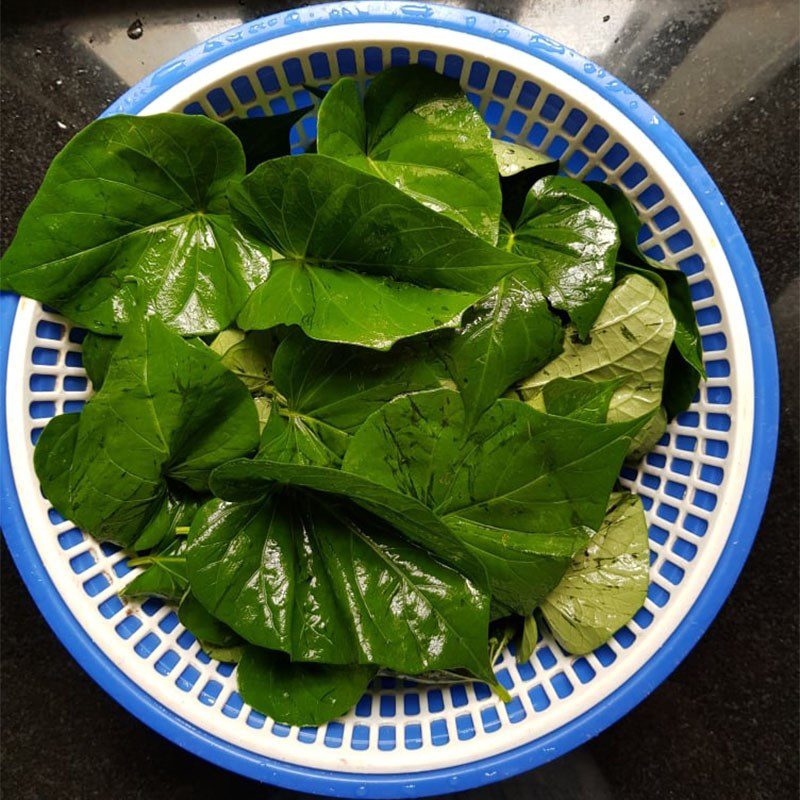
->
(259, 329), (447, 465)
(131, 486), (204, 552)
(209, 459), (484, 584)
(434, 269), (563, 426)
(589, 182), (704, 417)
(186, 491), (493, 678)
(541, 492), (649, 654)
(343, 389), (649, 614)
(122, 536), (188, 601)
(224, 109), (307, 172)
(178, 592), (243, 647)
(82, 332), (119, 390)
(230, 154), (531, 348)
(237, 646), (376, 727)
(505, 176), (619, 338)
(541, 376), (624, 423)
(492, 140), (558, 225)
(1, 114), (271, 336)
(34, 313), (260, 547)
(318, 67), (501, 241)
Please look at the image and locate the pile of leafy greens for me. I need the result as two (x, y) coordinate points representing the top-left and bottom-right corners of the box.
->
(2, 66), (703, 728)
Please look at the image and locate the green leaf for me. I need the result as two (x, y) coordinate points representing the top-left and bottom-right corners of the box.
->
(318, 67), (501, 241)
(210, 459), (484, 584)
(519, 275), (676, 432)
(589, 182), (704, 417)
(203, 643), (245, 663)
(230, 154), (532, 348)
(237, 646), (376, 727)
(516, 614), (538, 664)
(492, 140), (558, 225)
(178, 592), (243, 647)
(541, 492), (649, 654)
(492, 140), (555, 178)
(224, 108), (308, 172)
(33, 313), (260, 547)
(122, 536), (188, 601)
(82, 332), (119, 391)
(208, 329), (275, 394)
(238, 259), (478, 351)
(625, 405), (668, 463)
(505, 176), (620, 338)
(541, 376), (624, 423)
(1, 114), (271, 336)
(343, 389), (648, 614)
(434, 270), (564, 426)
(259, 329), (447, 466)
(186, 491), (493, 678)
(131, 486), (204, 552)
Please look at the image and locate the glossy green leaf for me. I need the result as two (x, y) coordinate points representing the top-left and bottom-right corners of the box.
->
(1, 114), (271, 335)
(516, 614), (538, 664)
(130, 487), (204, 552)
(343, 389), (648, 613)
(224, 108), (308, 172)
(209, 458), (484, 584)
(208, 329), (275, 394)
(541, 492), (649, 654)
(122, 537), (188, 601)
(238, 259), (478, 351)
(589, 182), (705, 418)
(237, 646), (376, 727)
(230, 154), (532, 347)
(435, 270), (564, 426)
(259, 330), (447, 466)
(178, 592), (243, 647)
(318, 67), (501, 241)
(82, 332), (119, 391)
(519, 275), (676, 433)
(186, 491), (493, 678)
(505, 176), (620, 337)
(492, 140), (558, 226)
(33, 313), (260, 547)
(541, 376), (624, 423)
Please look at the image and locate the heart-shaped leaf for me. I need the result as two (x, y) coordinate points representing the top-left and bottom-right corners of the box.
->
(318, 67), (501, 241)
(1, 114), (271, 335)
(33, 313), (260, 547)
(230, 155), (530, 348)
(185, 490), (493, 678)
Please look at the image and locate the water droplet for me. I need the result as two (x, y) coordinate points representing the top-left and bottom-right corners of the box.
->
(56, 120), (68, 130)
(127, 19), (144, 40)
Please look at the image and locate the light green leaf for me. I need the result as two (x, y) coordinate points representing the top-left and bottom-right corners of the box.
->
(519, 275), (676, 432)
(541, 492), (649, 654)
(1, 114), (271, 336)
(589, 182), (705, 418)
(318, 67), (501, 241)
(208, 329), (275, 393)
(516, 615), (538, 664)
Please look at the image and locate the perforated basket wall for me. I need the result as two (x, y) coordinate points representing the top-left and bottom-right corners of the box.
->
(1, 4), (778, 797)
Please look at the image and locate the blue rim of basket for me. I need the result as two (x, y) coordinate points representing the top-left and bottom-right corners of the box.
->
(0, 2), (779, 797)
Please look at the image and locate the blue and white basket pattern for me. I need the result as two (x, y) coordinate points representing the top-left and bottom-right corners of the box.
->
(0, 3), (778, 797)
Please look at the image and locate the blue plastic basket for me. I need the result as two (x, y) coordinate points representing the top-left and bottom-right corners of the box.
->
(0, 3), (779, 797)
